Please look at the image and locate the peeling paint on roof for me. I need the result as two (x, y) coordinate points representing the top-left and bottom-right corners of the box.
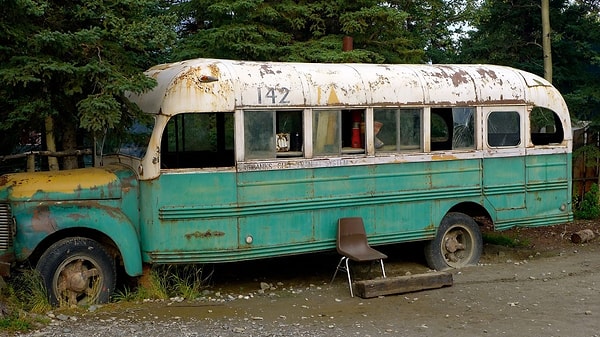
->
(126, 59), (567, 123)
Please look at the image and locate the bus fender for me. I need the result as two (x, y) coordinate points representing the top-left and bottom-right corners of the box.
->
(15, 203), (143, 277)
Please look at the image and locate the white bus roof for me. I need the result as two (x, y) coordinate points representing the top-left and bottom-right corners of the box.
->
(129, 58), (569, 119)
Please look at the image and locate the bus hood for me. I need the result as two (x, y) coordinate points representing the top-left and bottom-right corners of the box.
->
(0, 165), (136, 202)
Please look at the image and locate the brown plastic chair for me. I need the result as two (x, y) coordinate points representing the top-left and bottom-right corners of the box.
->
(331, 217), (387, 297)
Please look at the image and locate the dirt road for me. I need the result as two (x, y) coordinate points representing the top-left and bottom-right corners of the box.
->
(16, 234), (600, 337)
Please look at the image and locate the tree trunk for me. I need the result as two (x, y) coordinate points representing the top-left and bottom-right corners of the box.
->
(62, 120), (79, 169)
(541, 0), (552, 83)
(44, 116), (60, 171)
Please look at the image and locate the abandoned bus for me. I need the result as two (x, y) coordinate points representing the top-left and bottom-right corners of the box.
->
(0, 58), (572, 305)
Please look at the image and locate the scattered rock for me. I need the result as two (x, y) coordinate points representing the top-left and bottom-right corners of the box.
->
(260, 282), (271, 290)
(56, 314), (69, 321)
(88, 304), (101, 312)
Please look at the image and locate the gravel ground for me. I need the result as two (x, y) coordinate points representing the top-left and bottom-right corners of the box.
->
(11, 222), (600, 337)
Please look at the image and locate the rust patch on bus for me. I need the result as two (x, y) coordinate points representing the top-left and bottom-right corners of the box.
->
(476, 68), (499, 81)
(31, 206), (58, 234)
(171, 63), (222, 91)
(259, 64), (280, 76)
(207, 63), (220, 76)
(185, 230), (225, 239)
(424, 223), (436, 231)
(450, 69), (471, 87)
(432, 154), (457, 160)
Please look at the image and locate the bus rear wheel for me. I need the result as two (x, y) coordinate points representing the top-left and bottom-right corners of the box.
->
(424, 212), (482, 270)
(36, 237), (116, 307)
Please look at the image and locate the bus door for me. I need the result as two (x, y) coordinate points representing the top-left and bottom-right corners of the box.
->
(140, 112), (239, 262)
(482, 107), (527, 229)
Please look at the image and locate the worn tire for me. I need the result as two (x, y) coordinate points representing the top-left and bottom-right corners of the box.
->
(424, 212), (482, 271)
(36, 237), (116, 307)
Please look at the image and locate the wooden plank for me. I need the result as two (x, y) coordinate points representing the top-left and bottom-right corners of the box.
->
(354, 272), (453, 298)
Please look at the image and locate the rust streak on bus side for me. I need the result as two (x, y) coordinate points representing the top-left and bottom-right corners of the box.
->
(185, 230), (226, 239)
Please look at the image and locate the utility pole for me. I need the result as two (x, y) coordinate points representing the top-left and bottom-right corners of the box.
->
(542, 0), (552, 83)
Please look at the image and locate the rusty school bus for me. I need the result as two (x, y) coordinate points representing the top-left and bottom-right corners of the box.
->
(0, 59), (573, 305)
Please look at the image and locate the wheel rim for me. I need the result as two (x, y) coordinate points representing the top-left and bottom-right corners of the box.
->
(441, 225), (474, 268)
(52, 256), (104, 307)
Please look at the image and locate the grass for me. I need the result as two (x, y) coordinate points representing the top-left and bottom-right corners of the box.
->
(0, 268), (52, 333)
(0, 313), (32, 331)
(1, 264), (214, 334)
(112, 264), (213, 303)
(482, 232), (530, 248)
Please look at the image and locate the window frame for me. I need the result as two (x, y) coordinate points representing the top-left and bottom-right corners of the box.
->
(161, 112), (235, 169)
(486, 110), (522, 148)
(242, 109), (305, 160)
(483, 106), (526, 150)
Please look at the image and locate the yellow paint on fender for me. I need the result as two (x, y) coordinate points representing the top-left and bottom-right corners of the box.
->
(4, 167), (119, 200)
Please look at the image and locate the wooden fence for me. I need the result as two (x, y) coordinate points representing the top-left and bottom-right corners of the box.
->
(573, 124), (599, 201)
(0, 149), (93, 173)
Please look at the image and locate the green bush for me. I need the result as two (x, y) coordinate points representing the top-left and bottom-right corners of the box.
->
(574, 183), (600, 219)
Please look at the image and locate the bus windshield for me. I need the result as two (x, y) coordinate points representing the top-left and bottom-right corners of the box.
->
(99, 118), (154, 159)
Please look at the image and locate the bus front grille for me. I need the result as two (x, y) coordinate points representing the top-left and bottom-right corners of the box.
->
(0, 203), (14, 250)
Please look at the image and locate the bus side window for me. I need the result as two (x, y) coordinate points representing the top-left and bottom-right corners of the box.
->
(487, 111), (521, 147)
(452, 108), (475, 149)
(374, 108), (422, 152)
(530, 107), (564, 145)
(245, 110), (304, 159)
(313, 110), (341, 155)
(431, 108), (452, 151)
(431, 107), (475, 151)
(276, 110), (303, 155)
(245, 110), (275, 160)
(313, 109), (366, 156)
(374, 109), (397, 152)
(161, 113), (234, 168)
(400, 109), (422, 151)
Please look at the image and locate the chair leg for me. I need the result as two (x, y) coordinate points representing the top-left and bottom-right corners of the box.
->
(344, 257), (354, 297)
(331, 256), (346, 284)
(366, 260), (387, 279)
(331, 256), (355, 297)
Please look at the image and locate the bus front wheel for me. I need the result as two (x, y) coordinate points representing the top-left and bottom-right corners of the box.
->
(424, 212), (482, 270)
(36, 237), (116, 307)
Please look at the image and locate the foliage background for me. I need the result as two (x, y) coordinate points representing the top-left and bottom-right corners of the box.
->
(0, 0), (176, 167)
(1, 0), (600, 170)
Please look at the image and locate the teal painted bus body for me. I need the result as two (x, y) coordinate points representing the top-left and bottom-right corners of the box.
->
(137, 153), (571, 264)
(0, 165), (143, 275)
(485, 153), (572, 229)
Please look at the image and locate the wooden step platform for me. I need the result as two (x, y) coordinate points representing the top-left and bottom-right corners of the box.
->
(354, 271), (453, 298)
